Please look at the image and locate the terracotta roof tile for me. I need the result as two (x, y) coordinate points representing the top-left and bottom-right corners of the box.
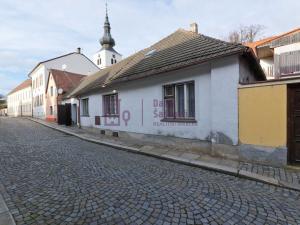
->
(8, 79), (32, 95)
(47, 69), (86, 96)
(245, 27), (300, 54)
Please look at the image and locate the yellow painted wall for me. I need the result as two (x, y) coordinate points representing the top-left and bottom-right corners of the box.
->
(239, 84), (287, 147)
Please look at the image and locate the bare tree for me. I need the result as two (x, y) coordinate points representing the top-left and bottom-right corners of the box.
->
(227, 24), (265, 44)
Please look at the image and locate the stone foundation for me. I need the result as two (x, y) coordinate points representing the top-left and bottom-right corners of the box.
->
(238, 144), (287, 166)
(80, 127), (287, 166)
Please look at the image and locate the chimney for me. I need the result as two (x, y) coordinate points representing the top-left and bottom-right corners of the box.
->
(190, 23), (198, 34)
(77, 47), (81, 54)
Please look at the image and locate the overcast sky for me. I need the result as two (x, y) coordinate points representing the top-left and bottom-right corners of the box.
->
(1, 0), (299, 94)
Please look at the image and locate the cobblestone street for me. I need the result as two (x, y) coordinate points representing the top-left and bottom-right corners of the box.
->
(0, 118), (299, 225)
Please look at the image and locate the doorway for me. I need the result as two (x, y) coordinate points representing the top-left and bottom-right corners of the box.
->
(287, 84), (300, 164)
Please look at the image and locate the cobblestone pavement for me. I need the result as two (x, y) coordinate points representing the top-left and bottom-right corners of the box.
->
(0, 118), (300, 225)
(238, 162), (300, 187)
(32, 117), (300, 189)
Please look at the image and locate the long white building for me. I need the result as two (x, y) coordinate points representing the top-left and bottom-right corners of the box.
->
(7, 79), (32, 117)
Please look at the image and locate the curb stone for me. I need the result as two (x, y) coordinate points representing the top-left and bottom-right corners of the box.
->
(0, 194), (16, 225)
(27, 118), (300, 192)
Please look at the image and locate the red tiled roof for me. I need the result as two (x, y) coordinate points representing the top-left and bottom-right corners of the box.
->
(245, 27), (300, 55)
(8, 79), (32, 95)
(46, 69), (86, 96)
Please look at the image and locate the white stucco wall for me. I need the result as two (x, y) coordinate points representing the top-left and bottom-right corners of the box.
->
(80, 56), (242, 145)
(7, 86), (32, 117)
(30, 53), (99, 118)
(211, 57), (239, 145)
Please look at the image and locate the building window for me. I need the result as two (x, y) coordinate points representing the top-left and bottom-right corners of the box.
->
(163, 81), (195, 119)
(114, 59), (117, 64)
(50, 86), (53, 96)
(111, 58), (114, 64)
(50, 106), (53, 115)
(81, 98), (89, 116)
(103, 94), (118, 116)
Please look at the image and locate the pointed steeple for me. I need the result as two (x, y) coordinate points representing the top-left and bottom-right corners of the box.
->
(100, 2), (115, 49)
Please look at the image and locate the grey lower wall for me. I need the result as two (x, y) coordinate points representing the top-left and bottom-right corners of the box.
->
(81, 127), (288, 166)
(238, 144), (287, 166)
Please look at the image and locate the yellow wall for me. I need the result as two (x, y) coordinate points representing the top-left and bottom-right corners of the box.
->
(239, 84), (287, 147)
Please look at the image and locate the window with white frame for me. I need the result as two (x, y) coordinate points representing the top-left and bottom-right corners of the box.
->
(103, 94), (118, 116)
(163, 81), (195, 119)
(50, 86), (53, 96)
(81, 98), (89, 116)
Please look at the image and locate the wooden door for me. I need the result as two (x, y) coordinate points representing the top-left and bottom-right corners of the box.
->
(288, 84), (300, 164)
(57, 105), (66, 125)
(65, 104), (72, 126)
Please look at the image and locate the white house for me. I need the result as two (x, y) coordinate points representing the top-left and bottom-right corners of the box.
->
(69, 24), (265, 151)
(29, 49), (100, 119)
(92, 7), (122, 69)
(7, 79), (32, 117)
(247, 28), (300, 79)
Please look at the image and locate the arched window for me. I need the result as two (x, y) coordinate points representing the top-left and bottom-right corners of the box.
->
(111, 58), (114, 64)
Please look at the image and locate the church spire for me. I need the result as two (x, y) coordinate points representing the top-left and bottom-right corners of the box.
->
(100, 2), (115, 49)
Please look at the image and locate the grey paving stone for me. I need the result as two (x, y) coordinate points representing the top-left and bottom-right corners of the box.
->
(0, 117), (299, 225)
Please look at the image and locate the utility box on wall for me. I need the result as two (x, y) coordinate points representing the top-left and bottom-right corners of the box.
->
(95, 116), (101, 126)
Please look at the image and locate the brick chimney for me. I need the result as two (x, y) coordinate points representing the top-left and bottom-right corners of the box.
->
(190, 23), (198, 34)
(77, 47), (81, 54)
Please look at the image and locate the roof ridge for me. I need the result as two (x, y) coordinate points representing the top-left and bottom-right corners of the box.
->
(49, 68), (87, 77)
(8, 79), (32, 95)
(70, 27), (261, 97)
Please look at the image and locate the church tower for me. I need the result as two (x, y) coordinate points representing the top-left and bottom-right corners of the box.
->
(93, 4), (122, 69)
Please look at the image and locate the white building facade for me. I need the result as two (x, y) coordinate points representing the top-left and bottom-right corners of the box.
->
(29, 51), (99, 118)
(79, 56), (258, 145)
(7, 79), (32, 117)
(70, 27), (264, 148)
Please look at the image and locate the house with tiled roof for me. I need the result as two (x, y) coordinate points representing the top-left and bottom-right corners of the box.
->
(29, 48), (100, 119)
(7, 79), (32, 117)
(45, 69), (85, 124)
(246, 28), (300, 79)
(67, 23), (266, 162)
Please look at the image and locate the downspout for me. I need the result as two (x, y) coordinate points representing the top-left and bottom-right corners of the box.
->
(77, 96), (81, 128)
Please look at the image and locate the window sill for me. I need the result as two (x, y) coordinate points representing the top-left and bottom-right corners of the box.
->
(161, 118), (197, 123)
(102, 115), (120, 118)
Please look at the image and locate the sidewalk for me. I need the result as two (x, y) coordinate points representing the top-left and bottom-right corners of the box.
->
(0, 185), (16, 225)
(28, 118), (300, 192)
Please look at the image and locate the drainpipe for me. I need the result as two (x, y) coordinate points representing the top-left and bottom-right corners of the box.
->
(77, 96), (81, 128)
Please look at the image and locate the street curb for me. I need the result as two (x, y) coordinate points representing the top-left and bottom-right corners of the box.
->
(0, 192), (16, 225)
(27, 118), (300, 192)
